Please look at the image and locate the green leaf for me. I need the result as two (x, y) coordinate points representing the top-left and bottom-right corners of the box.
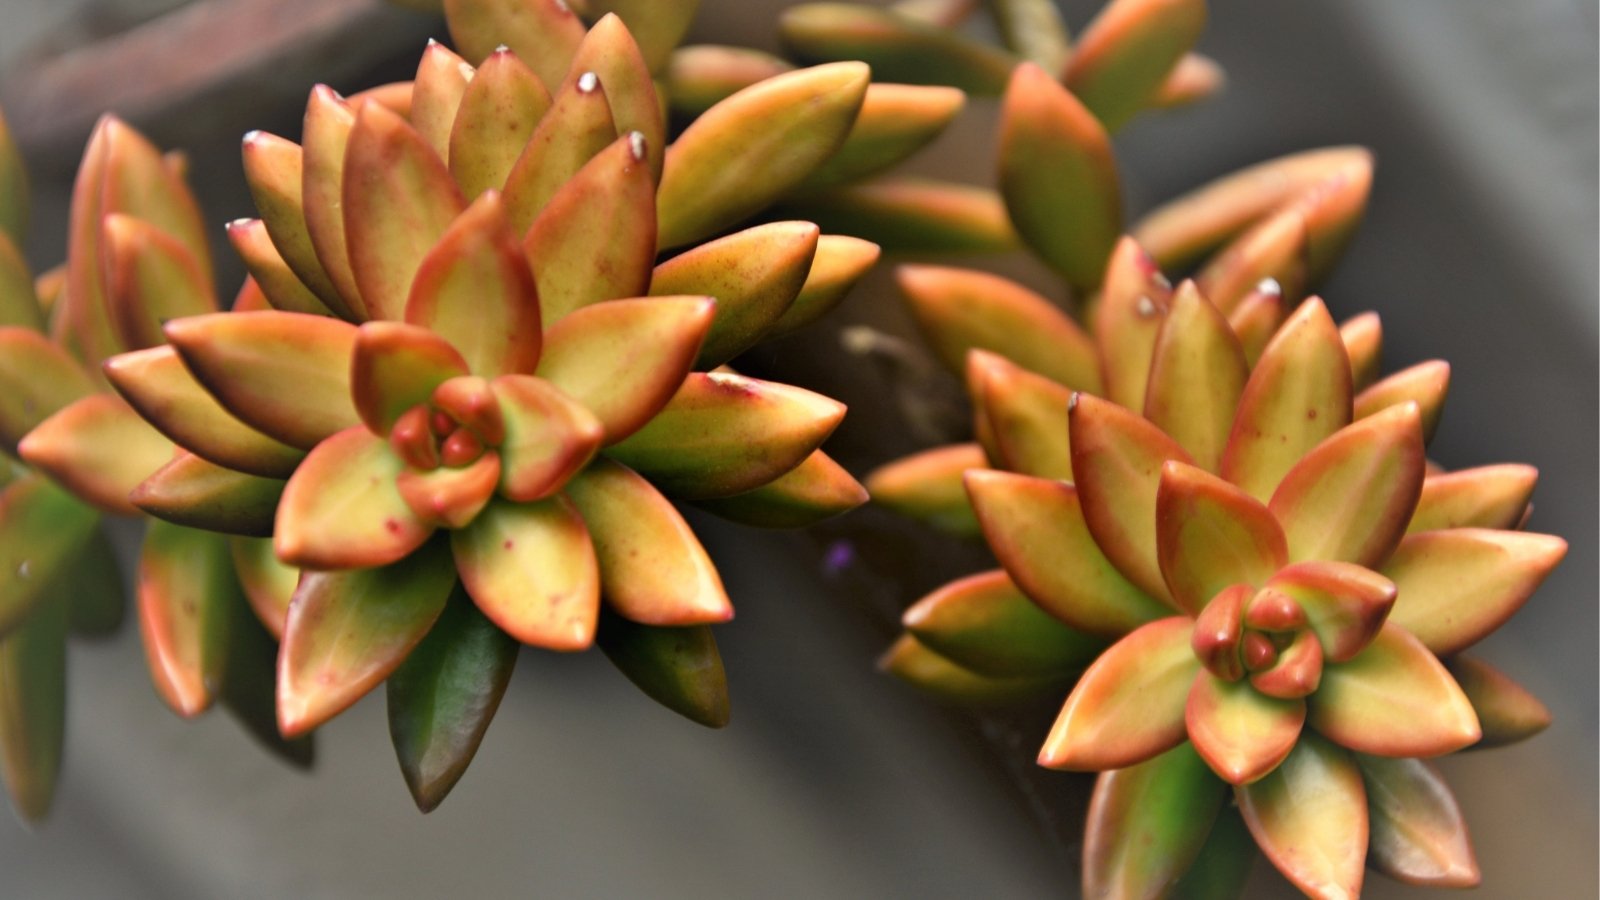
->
(596, 609), (728, 727)
(388, 590), (518, 812)
(0, 475), (101, 636)
(0, 590), (67, 823)
(1082, 743), (1227, 899)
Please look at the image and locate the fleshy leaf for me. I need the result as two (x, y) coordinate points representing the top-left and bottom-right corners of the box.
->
(1156, 461), (1287, 615)
(692, 450), (867, 528)
(101, 214), (216, 351)
(343, 103), (466, 322)
(968, 350), (1075, 480)
(536, 296), (714, 444)
(1143, 281), (1248, 472)
(1358, 755), (1480, 887)
(0, 589), (67, 823)
(240, 128), (348, 318)
(0, 327), (96, 452)
(566, 14), (667, 179)
(137, 521), (237, 717)
(967, 469), (1168, 637)
(1407, 464), (1536, 534)
(69, 118), (211, 361)
(898, 265), (1100, 391)
(0, 476), (99, 636)
(164, 311), (359, 450)
(650, 222), (818, 368)
(783, 177), (1019, 255)
(298, 87), (364, 318)
(18, 394), (174, 517)
(491, 374), (603, 502)
(1039, 617), (1198, 770)
(1444, 656), (1552, 748)
(1070, 392), (1192, 604)
(989, 0), (1069, 73)
(903, 569), (1103, 678)
(864, 443), (985, 536)
(524, 133), (657, 323)
(408, 41), (474, 163)
(216, 594), (314, 769)
(597, 610), (729, 727)
(797, 83), (966, 191)
(130, 452), (286, 537)
(1354, 361), (1449, 445)
(657, 62), (870, 248)
(277, 538), (456, 737)
(565, 458), (731, 626)
(406, 192), (543, 377)
(443, 0), (584, 85)
(231, 536), (297, 640)
(998, 63), (1121, 292)
(274, 427), (433, 569)
(61, 527), (125, 637)
(1064, 0), (1207, 131)
(769, 235), (880, 337)
(1082, 743), (1229, 900)
(1192, 208), (1308, 315)
(1309, 623), (1480, 757)
(387, 589), (518, 812)
(452, 496), (598, 650)
(1092, 237), (1177, 410)
(0, 110), (28, 242)
(1224, 279), (1286, 368)
(1151, 53), (1227, 111)
(606, 372), (844, 499)
(1339, 312), (1382, 392)
(501, 69), (617, 235)
(224, 218), (336, 317)
(1261, 562), (1395, 663)
(1269, 402), (1425, 568)
(104, 345), (304, 478)
(1186, 671), (1305, 785)
(1132, 146), (1374, 271)
(1237, 733), (1367, 900)
(449, 49), (552, 199)
(396, 455), (501, 529)
(1221, 298), (1352, 502)
(778, 4), (1014, 95)
(1382, 528), (1566, 656)
(879, 634), (1064, 706)
(0, 235), (43, 331)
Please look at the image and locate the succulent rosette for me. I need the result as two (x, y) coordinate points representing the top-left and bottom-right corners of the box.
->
(867, 92), (1375, 538)
(0, 111), (309, 823)
(103, 14), (878, 810)
(872, 264), (1565, 895)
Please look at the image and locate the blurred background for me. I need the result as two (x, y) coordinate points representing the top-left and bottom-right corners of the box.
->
(0, 0), (1594, 897)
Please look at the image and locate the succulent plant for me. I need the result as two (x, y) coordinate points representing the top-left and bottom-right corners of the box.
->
(102, 14), (879, 811)
(873, 268), (1565, 895)
(866, 59), (1374, 538)
(0, 110), (310, 824)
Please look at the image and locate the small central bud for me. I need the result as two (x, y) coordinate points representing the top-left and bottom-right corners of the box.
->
(1240, 632), (1279, 672)
(440, 428), (486, 467)
(433, 376), (505, 446)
